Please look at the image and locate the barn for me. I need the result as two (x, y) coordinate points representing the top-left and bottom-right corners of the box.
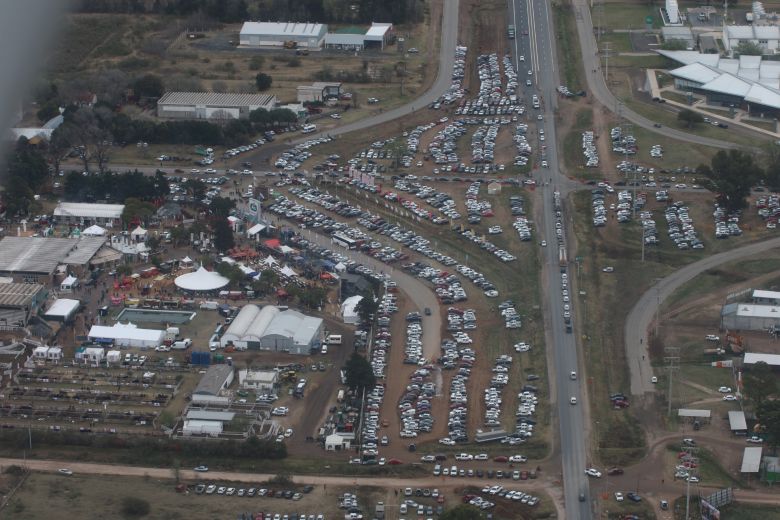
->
(156, 92), (277, 120)
(721, 303), (780, 331)
(239, 22), (327, 48)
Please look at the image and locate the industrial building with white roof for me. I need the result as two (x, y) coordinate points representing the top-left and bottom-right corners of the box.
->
(220, 304), (323, 354)
(0, 236), (106, 282)
(157, 92), (277, 120)
(659, 50), (780, 116)
(239, 21), (328, 48)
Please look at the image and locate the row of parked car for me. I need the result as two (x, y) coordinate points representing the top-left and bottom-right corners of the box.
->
(403, 262), (469, 303)
(611, 126), (637, 156)
(273, 137), (331, 170)
(714, 203), (743, 238)
(582, 131), (599, 168)
(513, 123), (532, 167)
(667, 203), (705, 249)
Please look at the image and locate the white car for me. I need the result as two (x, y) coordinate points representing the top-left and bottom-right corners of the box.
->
(474, 453), (489, 461)
(330, 113), (342, 119)
(570, 371), (577, 380)
(193, 465), (209, 472)
(614, 492), (624, 502)
(58, 468), (73, 476)
(455, 453), (474, 461)
(271, 407), (289, 416)
(718, 386), (732, 393)
(570, 396), (577, 405)
(747, 436), (764, 443)
(585, 468), (602, 478)
(509, 455), (527, 463)
(686, 476), (700, 483)
(602, 266), (614, 273)
(723, 394), (738, 401)
(706, 335), (720, 341)
(519, 55), (525, 61)
(651, 376), (658, 384)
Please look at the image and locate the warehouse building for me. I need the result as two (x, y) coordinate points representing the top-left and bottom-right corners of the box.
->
(721, 302), (780, 331)
(0, 283), (47, 330)
(53, 202), (124, 227)
(87, 322), (165, 349)
(238, 369), (278, 392)
(0, 236), (106, 283)
(239, 21), (328, 48)
(157, 92), (277, 120)
(753, 289), (780, 305)
(220, 304), (323, 354)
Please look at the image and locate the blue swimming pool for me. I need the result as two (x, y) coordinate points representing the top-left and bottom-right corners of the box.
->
(116, 308), (196, 324)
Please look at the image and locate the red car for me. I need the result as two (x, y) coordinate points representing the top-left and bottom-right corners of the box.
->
(494, 456), (508, 463)
(387, 459), (403, 465)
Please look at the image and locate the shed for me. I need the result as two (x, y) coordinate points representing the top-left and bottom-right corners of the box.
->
(742, 446), (763, 473)
(487, 181), (502, 195)
(238, 369), (278, 391)
(247, 223), (267, 239)
(677, 408), (712, 419)
(325, 433), (351, 451)
(182, 419), (223, 437)
(106, 350), (122, 364)
(729, 410), (748, 434)
(185, 410), (236, 422)
(194, 364), (234, 396)
(130, 226), (147, 242)
(33, 346), (49, 361)
(79, 347), (105, 366)
(88, 323), (165, 349)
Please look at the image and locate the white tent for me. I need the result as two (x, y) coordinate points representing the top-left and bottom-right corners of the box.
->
(131, 226), (147, 242)
(247, 223), (267, 238)
(263, 255), (278, 266)
(82, 224), (106, 236)
(279, 245), (294, 254)
(60, 275), (78, 292)
(181, 256), (194, 265)
(174, 266), (230, 291)
(280, 265), (298, 277)
(44, 298), (80, 321)
(334, 262), (347, 272)
(341, 295), (363, 324)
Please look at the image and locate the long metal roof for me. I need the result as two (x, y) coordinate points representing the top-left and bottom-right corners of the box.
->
(158, 92), (277, 108)
(240, 21), (327, 38)
(54, 202), (124, 219)
(0, 237), (101, 274)
(729, 410), (747, 431)
(741, 446), (763, 473)
(0, 283), (44, 307)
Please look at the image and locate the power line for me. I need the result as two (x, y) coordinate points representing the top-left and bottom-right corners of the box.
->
(665, 347), (680, 416)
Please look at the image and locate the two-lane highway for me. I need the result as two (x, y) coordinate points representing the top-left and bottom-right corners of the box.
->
(509, 0), (591, 517)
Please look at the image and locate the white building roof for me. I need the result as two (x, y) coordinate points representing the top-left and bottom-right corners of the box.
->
(733, 303), (780, 318)
(729, 410), (748, 431)
(247, 223), (267, 235)
(82, 224), (106, 236)
(743, 352), (780, 366)
(174, 266), (230, 291)
(88, 323), (165, 343)
(222, 304), (322, 347)
(54, 202), (124, 220)
(186, 410), (235, 422)
(240, 21), (326, 38)
(678, 408), (712, 418)
(741, 447), (763, 472)
(324, 33), (366, 46)
(365, 22), (392, 39)
(45, 299), (80, 318)
(701, 73), (752, 96)
(158, 92), (277, 108)
(669, 63), (722, 84)
(726, 24), (780, 41)
(0, 236), (105, 274)
(753, 289), (780, 300)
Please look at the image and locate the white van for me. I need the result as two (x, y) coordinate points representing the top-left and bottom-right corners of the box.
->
(200, 301), (218, 310)
(172, 338), (192, 350)
(325, 334), (342, 345)
(320, 344), (328, 355)
(208, 335), (220, 351)
(301, 124), (317, 134)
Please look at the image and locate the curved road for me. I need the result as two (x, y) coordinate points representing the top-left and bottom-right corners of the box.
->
(626, 237), (780, 396)
(282, 224), (441, 360)
(571, 0), (738, 150)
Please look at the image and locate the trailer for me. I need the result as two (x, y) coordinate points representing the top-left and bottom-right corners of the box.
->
(337, 389), (345, 403)
(559, 246), (568, 272)
(475, 429), (507, 443)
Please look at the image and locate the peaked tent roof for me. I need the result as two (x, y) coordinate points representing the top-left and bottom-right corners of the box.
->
(174, 266), (230, 291)
(82, 224), (107, 236)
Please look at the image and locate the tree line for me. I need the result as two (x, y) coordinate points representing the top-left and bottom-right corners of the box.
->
(77, 0), (424, 25)
(63, 170), (169, 206)
(694, 147), (780, 212)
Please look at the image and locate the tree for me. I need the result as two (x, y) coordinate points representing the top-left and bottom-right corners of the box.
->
(252, 269), (279, 295)
(355, 290), (378, 324)
(122, 198), (155, 226)
(37, 101), (60, 123)
(344, 352), (376, 393)
(677, 109), (703, 129)
(744, 362), (778, 408)
(249, 55), (265, 70)
(184, 179), (207, 201)
(170, 226), (190, 247)
(216, 262), (245, 287)
(438, 505), (484, 520)
(696, 150), (762, 211)
(255, 72), (273, 91)
(757, 400), (780, 454)
(213, 218), (235, 252)
(209, 196), (236, 218)
(763, 141), (780, 192)
(736, 41), (764, 56)
(120, 496), (150, 517)
(133, 74), (165, 98)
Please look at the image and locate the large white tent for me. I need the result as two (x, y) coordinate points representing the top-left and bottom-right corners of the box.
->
(131, 226), (147, 242)
(82, 224), (106, 236)
(174, 266), (230, 292)
(341, 295), (363, 325)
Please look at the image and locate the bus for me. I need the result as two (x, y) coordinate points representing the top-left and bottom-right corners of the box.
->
(301, 124), (317, 134)
(332, 232), (360, 250)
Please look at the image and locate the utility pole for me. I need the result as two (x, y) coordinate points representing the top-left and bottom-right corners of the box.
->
(664, 347), (680, 416)
(594, 0), (605, 40)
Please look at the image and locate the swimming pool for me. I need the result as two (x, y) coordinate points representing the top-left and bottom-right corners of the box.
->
(116, 308), (196, 324)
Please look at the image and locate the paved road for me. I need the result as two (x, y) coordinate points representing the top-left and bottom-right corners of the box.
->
(280, 223), (441, 361)
(625, 237), (780, 396)
(510, 0), (590, 517)
(570, 0), (738, 150)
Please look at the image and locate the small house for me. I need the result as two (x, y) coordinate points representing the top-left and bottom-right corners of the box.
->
(60, 275), (79, 293)
(325, 433), (351, 451)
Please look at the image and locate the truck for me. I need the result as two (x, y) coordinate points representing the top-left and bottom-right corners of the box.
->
(337, 389), (345, 403)
(283, 40), (298, 49)
(507, 24), (516, 39)
(559, 246), (568, 272)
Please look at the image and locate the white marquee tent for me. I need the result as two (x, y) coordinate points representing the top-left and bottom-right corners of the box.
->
(82, 224), (106, 236)
(174, 266), (230, 291)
